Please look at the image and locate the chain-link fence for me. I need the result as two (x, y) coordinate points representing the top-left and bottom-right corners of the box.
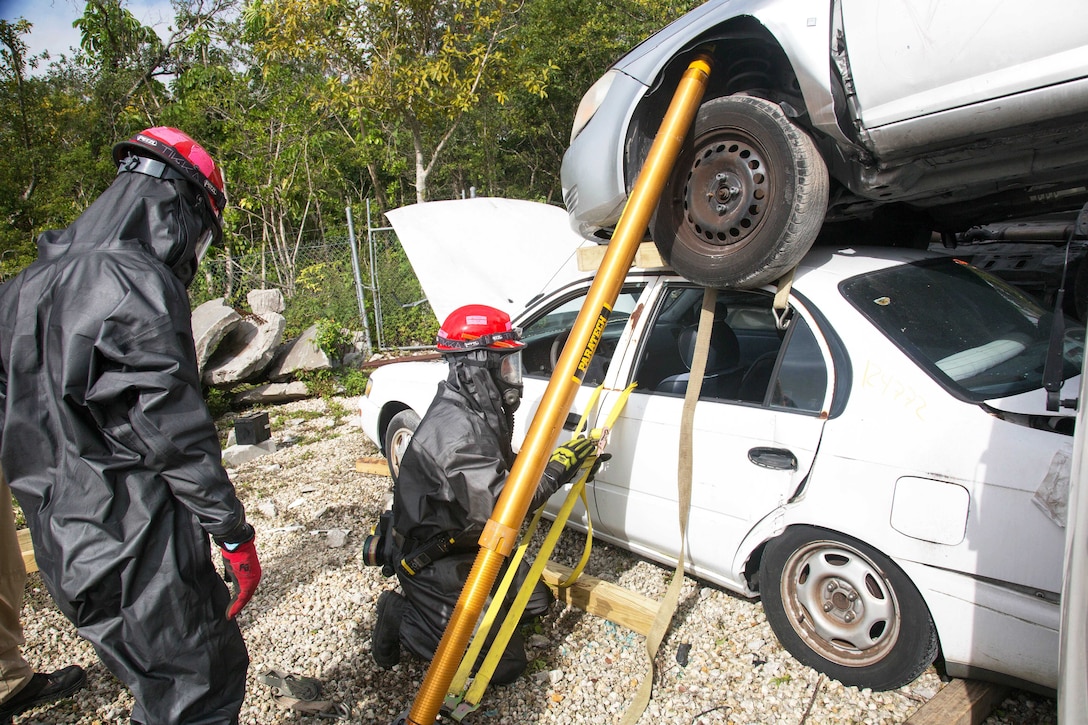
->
(191, 204), (439, 353)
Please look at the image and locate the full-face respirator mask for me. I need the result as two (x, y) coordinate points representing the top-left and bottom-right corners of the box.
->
(495, 350), (523, 411)
(459, 349), (523, 411)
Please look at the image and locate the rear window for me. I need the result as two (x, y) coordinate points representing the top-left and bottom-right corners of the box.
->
(840, 257), (1084, 401)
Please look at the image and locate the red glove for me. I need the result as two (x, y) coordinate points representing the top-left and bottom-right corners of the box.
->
(220, 535), (262, 619)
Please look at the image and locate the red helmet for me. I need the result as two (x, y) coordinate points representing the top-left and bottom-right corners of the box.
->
(113, 127), (226, 222)
(437, 304), (525, 352)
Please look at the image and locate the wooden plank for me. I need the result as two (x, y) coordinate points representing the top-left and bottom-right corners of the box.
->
(18, 528), (36, 574)
(541, 560), (658, 637)
(577, 242), (667, 272)
(903, 679), (1009, 725)
(356, 457), (391, 476)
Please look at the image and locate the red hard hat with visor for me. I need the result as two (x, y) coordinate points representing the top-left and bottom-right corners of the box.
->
(113, 126), (226, 264)
(437, 304), (525, 389)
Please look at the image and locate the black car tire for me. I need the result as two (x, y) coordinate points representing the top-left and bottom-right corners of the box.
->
(384, 409), (420, 483)
(652, 95), (828, 289)
(760, 525), (938, 690)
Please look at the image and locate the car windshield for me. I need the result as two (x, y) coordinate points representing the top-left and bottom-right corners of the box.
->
(840, 257), (1084, 401)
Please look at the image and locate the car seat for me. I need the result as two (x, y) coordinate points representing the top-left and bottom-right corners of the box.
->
(655, 320), (744, 398)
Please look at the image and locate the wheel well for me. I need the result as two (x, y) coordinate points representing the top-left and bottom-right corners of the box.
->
(377, 403), (411, 456)
(625, 18), (804, 195)
(744, 538), (768, 594)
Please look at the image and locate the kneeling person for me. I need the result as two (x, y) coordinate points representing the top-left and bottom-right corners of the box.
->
(370, 305), (593, 683)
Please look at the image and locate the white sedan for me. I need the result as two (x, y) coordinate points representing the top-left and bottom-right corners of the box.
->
(360, 202), (1080, 693)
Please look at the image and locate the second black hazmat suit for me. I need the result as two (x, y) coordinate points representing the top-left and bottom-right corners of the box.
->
(0, 160), (250, 723)
(384, 344), (586, 684)
(376, 311), (591, 683)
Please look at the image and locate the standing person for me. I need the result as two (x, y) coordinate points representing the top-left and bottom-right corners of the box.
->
(369, 304), (595, 684)
(0, 127), (262, 725)
(0, 472), (85, 723)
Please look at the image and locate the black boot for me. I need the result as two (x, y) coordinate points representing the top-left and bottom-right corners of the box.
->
(0, 666), (86, 722)
(372, 590), (406, 668)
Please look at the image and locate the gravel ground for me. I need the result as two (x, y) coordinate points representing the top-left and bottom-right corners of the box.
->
(16, 396), (1058, 724)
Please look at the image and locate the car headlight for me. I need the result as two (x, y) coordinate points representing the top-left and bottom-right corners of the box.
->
(570, 70), (619, 145)
(364, 378), (373, 397)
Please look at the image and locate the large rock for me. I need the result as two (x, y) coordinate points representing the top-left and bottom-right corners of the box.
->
(191, 299), (241, 373)
(248, 288), (285, 315)
(267, 324), (334, 381)
(202, 311), (287, 386)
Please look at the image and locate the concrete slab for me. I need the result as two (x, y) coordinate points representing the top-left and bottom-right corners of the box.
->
(233, 381), (311, 405)
(203, 311), (287, 386)
(267, 324), (333, 381)
(191, 298), (241, 373)
(248, 288), (285, 315)
(221, 439), (277, 467)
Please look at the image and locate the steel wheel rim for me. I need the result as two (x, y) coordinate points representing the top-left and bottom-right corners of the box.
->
(779, 540), (902, 668)
(680, 130), (772, 249)
(388, 428), (412, 478)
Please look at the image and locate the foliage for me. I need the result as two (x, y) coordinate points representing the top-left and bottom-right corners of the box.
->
(287, 257), (362, 338)
(338, 368), (369, 397)
(250, 0), (550, 203)
(314, 317), (352, 359)
(0, 0), (698, 344)
(204, 386), (234, 419)
(297, 369), (338, 398)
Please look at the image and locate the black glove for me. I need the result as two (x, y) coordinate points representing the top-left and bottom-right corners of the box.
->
(540, 437), (596, 494)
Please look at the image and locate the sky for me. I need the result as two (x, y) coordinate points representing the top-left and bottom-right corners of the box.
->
(0, 0), (177, 67)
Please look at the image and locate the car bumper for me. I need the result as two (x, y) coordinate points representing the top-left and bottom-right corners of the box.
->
(900, 559), (1059, 691)
(359, 394), (384, 451)
(560, 71), (648, 240)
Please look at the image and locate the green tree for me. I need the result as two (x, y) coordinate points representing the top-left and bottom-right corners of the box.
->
(250, 0), (551, 203)
(439, 0), (701, 202)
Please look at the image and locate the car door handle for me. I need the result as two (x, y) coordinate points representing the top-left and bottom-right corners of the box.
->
(748, 447), (797, 471)
(564, 412), (581, 431)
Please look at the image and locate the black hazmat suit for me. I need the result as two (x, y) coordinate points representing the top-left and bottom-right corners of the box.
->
(391, 356), (555, 682)
(0, 171), (249, 724)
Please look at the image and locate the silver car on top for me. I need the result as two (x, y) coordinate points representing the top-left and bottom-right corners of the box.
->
(560, 0), (1088, 290)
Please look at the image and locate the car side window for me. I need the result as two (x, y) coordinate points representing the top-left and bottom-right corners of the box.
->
(633, 285), (827, 412)
(519, 284), (644, 386)
(769, 316), (827, 413)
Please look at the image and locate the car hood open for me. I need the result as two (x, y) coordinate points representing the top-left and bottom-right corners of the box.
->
(385, 198), (591, 322)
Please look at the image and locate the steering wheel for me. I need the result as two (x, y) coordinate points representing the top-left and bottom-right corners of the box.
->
(549, 331), (571, 371)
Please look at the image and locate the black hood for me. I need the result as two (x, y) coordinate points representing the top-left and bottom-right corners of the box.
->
(36, 171), (212, 287)
(446, 355), (515, 456)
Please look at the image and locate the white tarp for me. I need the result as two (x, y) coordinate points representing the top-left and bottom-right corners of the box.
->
(385, 197), (592, 322)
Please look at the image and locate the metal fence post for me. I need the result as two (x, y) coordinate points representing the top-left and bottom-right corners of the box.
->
(367, 198), (386, 349)
(346, 205), (373, 357)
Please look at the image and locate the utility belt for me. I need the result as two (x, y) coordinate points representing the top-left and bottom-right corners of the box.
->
(362, 511), (476, 577)
(394, 528), (478, 576)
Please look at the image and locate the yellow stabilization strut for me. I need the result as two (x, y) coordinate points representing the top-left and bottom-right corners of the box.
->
(402, 52), (714, 725)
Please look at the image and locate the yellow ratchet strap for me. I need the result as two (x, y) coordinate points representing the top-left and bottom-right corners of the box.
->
(444, 383), (636, 721)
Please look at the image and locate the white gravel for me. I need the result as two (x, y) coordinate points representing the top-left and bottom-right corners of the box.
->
(16, 396), (1057, 724)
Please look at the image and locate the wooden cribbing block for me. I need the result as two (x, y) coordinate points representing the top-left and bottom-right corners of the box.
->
(541, 560), (658, 637)
(576, 242), (666, 272)
(903, 678), (1009, 725)
(356, 456), (391, 476)
(18, 528), (36, 573)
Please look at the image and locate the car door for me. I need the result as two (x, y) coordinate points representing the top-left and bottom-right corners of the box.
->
(512, 279), (650, 528)
(589, 283), (833, 590)
(840, 0), (1088, 131)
